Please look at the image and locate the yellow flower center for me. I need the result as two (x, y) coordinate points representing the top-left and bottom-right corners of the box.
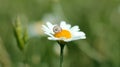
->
(54, 29), (71, 39)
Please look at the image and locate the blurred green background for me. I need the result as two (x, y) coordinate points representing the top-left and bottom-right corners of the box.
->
(0, 0), (120, 67)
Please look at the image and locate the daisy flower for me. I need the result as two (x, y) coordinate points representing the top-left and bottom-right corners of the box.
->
(42, 21), (86, 67)
(42, 21), (86, 42)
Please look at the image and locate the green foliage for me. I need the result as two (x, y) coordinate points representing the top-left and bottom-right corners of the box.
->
(0, 0), (120, 67)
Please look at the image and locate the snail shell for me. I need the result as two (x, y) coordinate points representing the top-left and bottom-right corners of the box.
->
(53, 25), (62, 33)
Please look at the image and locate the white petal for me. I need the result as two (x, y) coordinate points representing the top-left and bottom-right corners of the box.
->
(48, 37), (60, 40)
(42, 25), (51, 33)
(46, 22), (54, 34)
(60, 21), (66, 26)
(71, 38), (81, 41)
(72, 31), (85, 36)
(64, 37), (83, 42)
(70, 25), (80, 32)
(60, 21), (71, 30)
(60, 21), (67, 29)
(46, 22), (54, 30)
(44, 32), (54, 37)
(72, 36), (86, 40)
(64, 39), (72, 42)
(71, 33), (86, 40)
(64, 37), (82, 42)
(65, 24), (71, 29)
(48, 37), (56, 40)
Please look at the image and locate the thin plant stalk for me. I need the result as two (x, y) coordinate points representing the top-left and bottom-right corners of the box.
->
(59, 44), (65, 67)
(12, 16), (28, 67)
(22, 48), (26, 67)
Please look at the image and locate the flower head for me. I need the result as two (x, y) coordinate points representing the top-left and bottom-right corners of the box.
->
(42, 21), (86, 42)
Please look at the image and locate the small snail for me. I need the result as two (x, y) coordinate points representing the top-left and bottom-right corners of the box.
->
(53, 25), (62, 33)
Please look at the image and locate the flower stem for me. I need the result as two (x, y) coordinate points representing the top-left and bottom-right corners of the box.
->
(23, 51), (26, 67)
(59, 44), (65, 67)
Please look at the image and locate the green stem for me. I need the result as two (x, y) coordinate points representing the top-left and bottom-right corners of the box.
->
(21, 46), (26, 67)
(59, 44), (65, 67)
